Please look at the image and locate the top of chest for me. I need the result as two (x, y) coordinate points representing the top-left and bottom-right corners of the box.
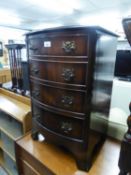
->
(26, 26), (117, 57)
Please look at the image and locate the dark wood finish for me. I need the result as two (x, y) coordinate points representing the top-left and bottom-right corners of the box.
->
(28, 33), (88, 56)
(29, 59), (87, 86)
(118, 102), (131, 175)
(5, 44), (25, 92)
(30, 81), (86, 113)
(26, 26), (118, 171)
(32, 105), (84, 139)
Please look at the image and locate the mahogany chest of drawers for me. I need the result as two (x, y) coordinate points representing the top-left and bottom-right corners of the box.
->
(26, 26), (118, 171)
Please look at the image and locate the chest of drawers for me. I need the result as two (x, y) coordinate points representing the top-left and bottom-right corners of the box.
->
(26, 26), (118, 171)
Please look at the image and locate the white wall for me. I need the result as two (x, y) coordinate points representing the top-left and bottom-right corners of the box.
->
(107, 39), (131, 140)
(108, 78), (131, 140)
(0, 26), (28, 43)
(0, 26), (29, 64)
(117, 39), (131, 50)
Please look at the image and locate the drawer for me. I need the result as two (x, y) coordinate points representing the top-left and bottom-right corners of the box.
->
(16, 144), (55, 175)
(28, 34), (88, 56)
(19, 159), (40, 175)
(29, 60), (87, 85)
(31, 81), (86, 114)
(32, 105), (84, 139)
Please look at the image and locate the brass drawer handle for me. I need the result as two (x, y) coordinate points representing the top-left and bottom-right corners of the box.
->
(31, 68), (39, 75)
(61, 121), (72, 134)
(32, 90), (40, 97)
(61, 68), (75, 82)
(62, 41), (75, 53)
(61, 95), (74, 107)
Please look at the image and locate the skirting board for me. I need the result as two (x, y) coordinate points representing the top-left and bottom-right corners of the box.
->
(107, 121), (127, 140)
(91, 112), (127, 141)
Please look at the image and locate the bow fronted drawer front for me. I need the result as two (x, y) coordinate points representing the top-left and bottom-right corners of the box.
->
(28, 32), (88, 56)
(29, 60), (87, 86)
(30, 81), (86, 114)
(32, 104), (85, 140)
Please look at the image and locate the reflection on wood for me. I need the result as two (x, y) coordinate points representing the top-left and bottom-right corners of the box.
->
(16, 133), (120, 175)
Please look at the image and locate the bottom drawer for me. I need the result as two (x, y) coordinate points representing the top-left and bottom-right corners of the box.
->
(19, 159), (40, 175)
(3, 152), (18, 175)
(15, 143), (55, 175)
(32, 105), (84, 140)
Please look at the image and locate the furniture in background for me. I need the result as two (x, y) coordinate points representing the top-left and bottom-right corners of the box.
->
(114, 49), (131, 81)
(26, 26), (118, 171)
(0, 68), (11, 84)
(21, 61), (30, 92)
(118, 102), (131, 175)
(5, 44), (26, 94)
(118, 17), (131, 175)
(0, 41), (3, 57)
(0, 88), (31, 175)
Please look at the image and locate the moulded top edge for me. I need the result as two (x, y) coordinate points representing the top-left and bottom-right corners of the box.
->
(26, 25), (118, 37)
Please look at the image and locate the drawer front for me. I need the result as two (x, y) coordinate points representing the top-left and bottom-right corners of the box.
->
(19, 159), (40, 175)
(28, 35), (88, 56)
(16, 144), (54, 175)
(32, 105), (84, 139)
(29, 60), (87, 85)
(31, 82), (86, 113)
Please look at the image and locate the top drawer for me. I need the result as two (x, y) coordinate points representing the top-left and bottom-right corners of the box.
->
(28, 34), (88, 56)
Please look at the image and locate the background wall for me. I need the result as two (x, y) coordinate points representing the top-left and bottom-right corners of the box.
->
(117, 39), (131, 50)
(0, 26), (29, 66)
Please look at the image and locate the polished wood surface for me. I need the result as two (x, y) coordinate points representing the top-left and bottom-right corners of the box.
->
(26, 26), (118, 170)
(33, 108), (84, 139)
(16, 133), (120, 175)
(28, 32), (88, 56)
(31, 81), (86, 113)
(29, 59), (87, 86)
(0, 88), (30, 105)
(0, 88), (32, 175)
(0, 88), (31, 134)
(0, 88), (31, 123)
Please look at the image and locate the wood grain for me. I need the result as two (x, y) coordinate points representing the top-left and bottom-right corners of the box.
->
(0, 88), (31, 123)
(27, 26), (118, 170)
(16, 133), (120, 175)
